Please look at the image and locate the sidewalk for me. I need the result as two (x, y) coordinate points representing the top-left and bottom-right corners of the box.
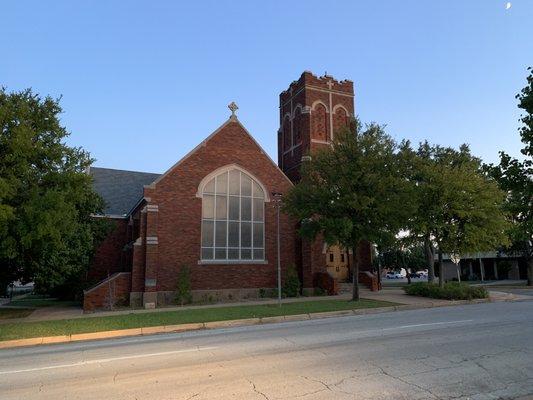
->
(1, 287), (516, 325)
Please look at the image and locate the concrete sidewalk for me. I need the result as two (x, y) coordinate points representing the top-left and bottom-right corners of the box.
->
(2, 287), (525, 325)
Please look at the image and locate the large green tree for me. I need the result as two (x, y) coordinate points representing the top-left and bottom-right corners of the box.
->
(0, 88), (108, 298)
(283, 120), (411, 300)
(486, 67), (533, 285)
(401, 142), (509, 287)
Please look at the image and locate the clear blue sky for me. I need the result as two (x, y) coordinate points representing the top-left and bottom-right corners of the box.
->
(1, 1), (531, 173)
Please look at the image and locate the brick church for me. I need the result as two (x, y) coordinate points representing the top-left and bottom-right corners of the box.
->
(84, 72), (373, 311)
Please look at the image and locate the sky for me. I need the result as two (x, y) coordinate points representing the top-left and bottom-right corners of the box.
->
(1, 1), (532, 173)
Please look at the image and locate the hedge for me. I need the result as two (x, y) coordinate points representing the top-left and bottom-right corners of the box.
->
(403, 282), (488, 300)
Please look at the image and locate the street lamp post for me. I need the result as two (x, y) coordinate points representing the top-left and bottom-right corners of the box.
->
(272, 192), (283, 307)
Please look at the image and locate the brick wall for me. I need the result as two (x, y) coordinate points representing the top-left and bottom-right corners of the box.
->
(88, 218), (130, 283)
(83, 272), (131, 312)
(143, 118), (298, 295)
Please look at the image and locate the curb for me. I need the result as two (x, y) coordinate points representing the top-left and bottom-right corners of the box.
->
(0, 297), (496, 350)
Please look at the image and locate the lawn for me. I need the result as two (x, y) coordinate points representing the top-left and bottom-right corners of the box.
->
(7, 294), (80, 308)
(0, 298), (397, 341)
(0, 308), (34, 320)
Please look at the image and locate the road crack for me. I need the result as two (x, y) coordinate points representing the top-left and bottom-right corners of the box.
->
(247, 378), (270, 400)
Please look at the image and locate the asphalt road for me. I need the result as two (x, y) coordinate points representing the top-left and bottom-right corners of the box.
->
(1, 301), (532, 400)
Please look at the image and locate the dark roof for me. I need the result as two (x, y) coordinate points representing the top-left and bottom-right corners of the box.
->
(90, 167), (161, 216)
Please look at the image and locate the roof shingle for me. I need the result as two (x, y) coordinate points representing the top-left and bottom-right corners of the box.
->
(90, 167), (161, 216)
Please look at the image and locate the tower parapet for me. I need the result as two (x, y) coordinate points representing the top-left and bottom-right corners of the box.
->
(277, 71), (355, 182)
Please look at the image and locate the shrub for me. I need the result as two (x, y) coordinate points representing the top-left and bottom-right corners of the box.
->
(282, 264), (301, 297)
(175, 265), (192, 306)
(404, 282), (488, 300)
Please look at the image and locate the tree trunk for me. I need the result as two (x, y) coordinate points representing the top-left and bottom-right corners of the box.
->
(438, 248), (444, 288)
(402, 253), (411, 284)
(527, 257), (533, 286)
(352, 242), (360, 301)
(424, 236), (435, 283)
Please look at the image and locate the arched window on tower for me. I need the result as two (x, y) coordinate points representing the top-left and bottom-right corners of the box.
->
(293, 107), (302, 145)
(311, 103), (329, 140)
(283, 116), (291, 150)
(200, 167), (265, 262)
(333, 106), (349, 134)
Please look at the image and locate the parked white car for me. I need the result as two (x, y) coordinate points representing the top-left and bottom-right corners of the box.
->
(386, 272), (403, 279)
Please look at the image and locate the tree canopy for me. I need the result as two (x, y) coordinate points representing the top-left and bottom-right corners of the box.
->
(486, 67), (533, 285)
(0, 88), (108, 298)
(400, 141), (509, 286)
(283, 120), (411, 299)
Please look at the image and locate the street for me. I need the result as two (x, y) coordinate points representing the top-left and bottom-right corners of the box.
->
(1, 301), (532, 400)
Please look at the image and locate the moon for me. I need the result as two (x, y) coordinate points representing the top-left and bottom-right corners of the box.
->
(505, 2), (512, 9)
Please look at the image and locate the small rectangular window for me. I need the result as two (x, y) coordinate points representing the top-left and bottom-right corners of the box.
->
(241, 174), (252, 196)
(201, 247), (214, 260)
(215, 221), (227, 247)
(202, 195), (214, 219)
(253, 198), (263, 221)
(241, 197), (251, 221)
(215, 195), (227, 220)
(253, 248), (264, 260)
(228, 222), (239, 247)
(228, 196), (239, 220)
(329, 253), (334, 262)
(216, 172), (227, 194)
(215, 248), (227, 260)
(228, 170), (240, 195)
(253, 222), (263, 247)
(201, 220), (214, 247)
(241, 222), (251, 247)
(241, 248), (252, 260)
(341, 254), (345, 263)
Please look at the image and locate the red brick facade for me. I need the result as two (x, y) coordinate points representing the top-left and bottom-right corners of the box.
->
(277, 71), (373, 289)
(86, 71), (375, 311)
(88, 218), (131, 283)
(83, 272), (131, 312)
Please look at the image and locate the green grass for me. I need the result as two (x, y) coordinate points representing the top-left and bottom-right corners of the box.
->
(8, 294), (80, 308)
(0, 308), (34, 320)
(0, 299), (397, 341)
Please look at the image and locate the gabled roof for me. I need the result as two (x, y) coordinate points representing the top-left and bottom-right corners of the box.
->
(152, 115), (294, 187)
(90, 167), (161, 217)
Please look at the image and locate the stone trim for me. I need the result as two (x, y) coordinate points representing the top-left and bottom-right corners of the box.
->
(198, 260), (269, 265)
(146, 236), (158, 245)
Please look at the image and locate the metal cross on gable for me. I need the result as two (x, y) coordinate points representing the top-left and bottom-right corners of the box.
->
(228, 101), (238, 116)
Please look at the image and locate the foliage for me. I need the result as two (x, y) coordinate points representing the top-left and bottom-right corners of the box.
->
(376, 244), (426, 272)
(283, 119), (411, 300)
(0, 88), (109, 298)
(175, 265), (192, 305)
(404, 282), (488, 300)
(485, 67), (533, 285)
(399, 141), (510, 286)
(282, 264), (301, 297)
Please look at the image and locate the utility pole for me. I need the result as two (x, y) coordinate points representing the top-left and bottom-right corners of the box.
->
(272, 192), (283, 307)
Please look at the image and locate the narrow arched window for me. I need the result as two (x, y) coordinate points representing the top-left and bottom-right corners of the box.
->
(201, 168), (265, 262)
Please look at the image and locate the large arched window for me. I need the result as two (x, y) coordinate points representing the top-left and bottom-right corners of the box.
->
(200, 168), (266, 262)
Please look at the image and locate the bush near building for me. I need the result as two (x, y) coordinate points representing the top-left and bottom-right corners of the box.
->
(404, 282), (488, 300)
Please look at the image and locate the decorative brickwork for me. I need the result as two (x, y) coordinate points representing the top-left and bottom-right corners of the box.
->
(277, 72), (374, 290)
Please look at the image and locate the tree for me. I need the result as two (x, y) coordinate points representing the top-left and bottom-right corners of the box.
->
(0, 88), (108, 298)
(175, 265), (192, 305)
(401, 141), (509, 287)
(283, 119), (411, 300)
(486, 67), (533, 285)
(377, 243), (426, 284)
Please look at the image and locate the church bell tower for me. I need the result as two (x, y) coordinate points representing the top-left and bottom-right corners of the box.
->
(277, 71), (355, 182)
